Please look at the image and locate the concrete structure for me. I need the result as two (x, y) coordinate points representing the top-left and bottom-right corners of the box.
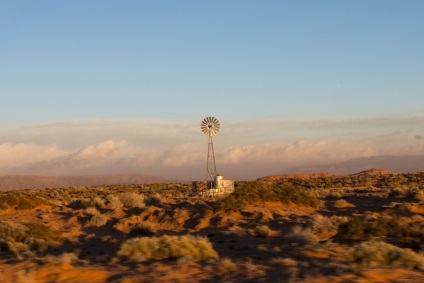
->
(192, 175), (235, 196)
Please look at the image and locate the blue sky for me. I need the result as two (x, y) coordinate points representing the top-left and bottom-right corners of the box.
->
(0, 1), (423, 179)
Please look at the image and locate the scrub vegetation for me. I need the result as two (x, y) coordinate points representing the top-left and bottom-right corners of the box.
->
(1, 170), (424, 282)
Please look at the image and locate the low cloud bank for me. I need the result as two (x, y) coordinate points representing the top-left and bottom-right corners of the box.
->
(1, 139), (423, 180)
(1, 116), (423, 180)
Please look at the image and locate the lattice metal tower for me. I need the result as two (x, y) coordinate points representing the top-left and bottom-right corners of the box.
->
(200, 117), (220, 182)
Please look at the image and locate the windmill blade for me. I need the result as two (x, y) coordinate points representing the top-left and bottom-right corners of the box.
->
(201, 116), (220, 136)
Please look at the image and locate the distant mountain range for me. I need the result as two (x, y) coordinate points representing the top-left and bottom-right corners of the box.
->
(0, 174), (178, 191)
(2, 155), (423, 190)
(284, 155), (424, 175)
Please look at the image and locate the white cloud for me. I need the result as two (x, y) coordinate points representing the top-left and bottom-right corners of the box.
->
(1, 116), (423, 179)
(0, 143), (67, 169)
(217, 141), (377, 166)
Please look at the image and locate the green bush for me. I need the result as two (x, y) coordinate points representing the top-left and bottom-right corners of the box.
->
(117, 235), (219, 261)
(0, 221), (61, 255)
(0, 221), (28, 242)
(349, 240), (424, 270)
(214, 182), (319, 213)
(0, 194), (52, 210)
(24, 222), (61, 243)
(311, 215), (348, 235)
(338, 217), (424, 244)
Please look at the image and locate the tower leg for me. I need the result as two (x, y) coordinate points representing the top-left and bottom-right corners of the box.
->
(206, 136), (217, 182)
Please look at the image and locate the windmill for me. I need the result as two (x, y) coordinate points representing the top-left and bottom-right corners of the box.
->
(192, 117), (234, 196)
(201, 116), (220, 182)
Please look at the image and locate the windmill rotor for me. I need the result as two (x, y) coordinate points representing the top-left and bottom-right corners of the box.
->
(201, 116), (220, 137)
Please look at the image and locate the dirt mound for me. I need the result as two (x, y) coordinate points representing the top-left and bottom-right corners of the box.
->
(349, 168), (397, 176)
(257, 173), (336, 181)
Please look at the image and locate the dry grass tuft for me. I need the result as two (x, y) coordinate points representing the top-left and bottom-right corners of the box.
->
(270, 257), (300, 281)
(86, 214), (108, 227)
(333, 199), (354, 208)
(117, 235), (219, 261)
(254, 225), (271, 238)
(118, 192), (145, 209)
(311, 214), (348, 236)
(287, 225), (318, 245)
(106, 195), (123, 210)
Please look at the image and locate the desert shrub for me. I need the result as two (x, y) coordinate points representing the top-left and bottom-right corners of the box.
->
(270, 257), (300, 280)
(338, 217), (424, 244)
(0, 194), (52, 210)
(0, 239), (12, 252)
(106, 195), (123, 210)
(85, 206), (99, 216)
(86, 213), (108, 227)
(307, 188), (331, 198)
(7, 241), (31, 257)
(254, 225), (271, 238)
(148, 193), (163, 206)
(333, 199), (354, 208)
(24, 237), (48, 253)
(128, 222), (157, 238)
(46, 252), (79, 265)
(311, 215), (348, 235)
(414, 190), (424, 201)
(0, 221), (61, 256)
(92, 197), (106, 209)
(217, 257), (238, 272)
(389, 186), (409, 197)
(328, 191), (343, 199)
(117, 235), (219, 261)
(214, 182), (319, 213)
(349, 240), (424, 270)
(118, 192), (145, 209)
(287, 226), (318, 245)
(23, 222), (61, 243)
(0, 221), (29, 242)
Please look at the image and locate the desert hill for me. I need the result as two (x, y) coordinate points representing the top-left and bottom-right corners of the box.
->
(0, 174), (178, 190)
(349, 168), (396, 177)
(257, 169), (397, 182)
(284, 155), (424, 175)
(257, 173), (337, 181)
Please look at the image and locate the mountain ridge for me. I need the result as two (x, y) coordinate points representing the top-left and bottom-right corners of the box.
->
(0, 174), (178, 191)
